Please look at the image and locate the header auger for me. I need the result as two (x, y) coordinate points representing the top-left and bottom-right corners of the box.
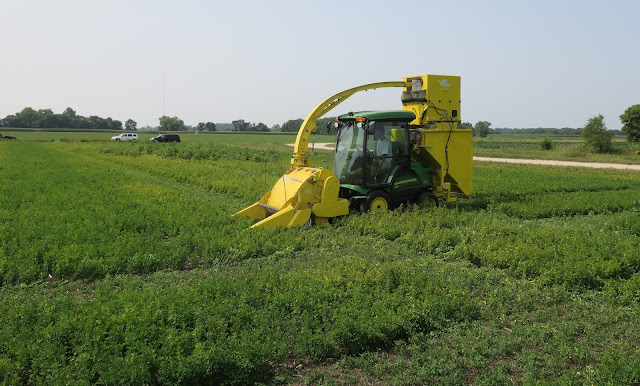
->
(234, 74), (473, 228)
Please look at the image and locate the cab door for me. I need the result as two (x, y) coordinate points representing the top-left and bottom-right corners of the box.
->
(364, 121), (411, 186)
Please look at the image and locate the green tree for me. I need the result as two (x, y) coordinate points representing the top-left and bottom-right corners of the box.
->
(197, 122), (216, 131)
(159, 116), (185, 131)
(540, 137), (553, 150)
(106, 118), (122, 130)
(75, 116), (91, 129)
(474, 121), (491, 137)
(252, 122), (269, 132)
(582, 114), (613, 153)
(620, 104), (640, 142)
(315, 117), (336, 134)
(277, 116), (338, 134)
(13, 107), (38, 128)
(33, 109), (56, 128)
(111, 119), (123, 130)
(231, 119), (251, 131)
(61, 107), (78, 128)
(125, 119), (137, 131)
(62, 107), (76, 118)
(88, 116), (103, 129)
(281, 118), (304, 133)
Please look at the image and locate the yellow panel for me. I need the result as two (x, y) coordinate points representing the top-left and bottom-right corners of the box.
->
(266, 168), (315, 209)
(400, 74), (471, 199)
(413, 124), (473, 197)
(402, 74), (461, 126)
(389, 128), (403, 142)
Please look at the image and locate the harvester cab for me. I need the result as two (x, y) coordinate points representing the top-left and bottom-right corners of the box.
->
(333, 111), (422, 212)
(234, 74), (473, 228)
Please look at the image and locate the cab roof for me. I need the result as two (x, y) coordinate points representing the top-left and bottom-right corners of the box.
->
(337, 110), (416, 122)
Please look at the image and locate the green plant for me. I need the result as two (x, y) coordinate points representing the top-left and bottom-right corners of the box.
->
(540, 137), (553, 150)
(582, 114), (613, 153)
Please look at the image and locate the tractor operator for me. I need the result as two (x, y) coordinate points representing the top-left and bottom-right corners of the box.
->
(372, 125), (391, 172)
(343, 124), (392, 183)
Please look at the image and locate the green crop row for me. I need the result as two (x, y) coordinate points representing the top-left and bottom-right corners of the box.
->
(0, 143), (248, 285)
(0, 254), (484, 384)
(475, 138), (637, 151)
(344, 207), (640, 290)
(473, 163), (640, 196)
(98, 141), (285, 163)
(489, 189), (634, 219)
(474, 140), (573, 150)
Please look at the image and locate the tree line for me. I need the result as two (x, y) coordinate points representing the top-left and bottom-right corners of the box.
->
(0, 107), (128, 130)
(3, 104), (640, 145)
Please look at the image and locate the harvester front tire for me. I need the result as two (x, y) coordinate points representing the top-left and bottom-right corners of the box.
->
(416, 191), (439, 207)
(302, 214), (315, 228)
(361, 190), (392, 213)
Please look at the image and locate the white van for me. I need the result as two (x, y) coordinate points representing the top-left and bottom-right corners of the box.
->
(111, 133), (139, 142)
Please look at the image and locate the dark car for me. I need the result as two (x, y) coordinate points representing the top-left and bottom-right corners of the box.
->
(0, 133), (16, 140)
(150, 134), (181, 143)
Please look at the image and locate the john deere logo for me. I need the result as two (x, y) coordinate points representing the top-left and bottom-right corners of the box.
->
(394, 178), (417, 187)
(439, 79), (451, 87)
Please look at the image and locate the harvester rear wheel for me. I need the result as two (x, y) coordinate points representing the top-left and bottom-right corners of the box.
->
(416, 191), (439, 207)
(361, 190), (392, 213)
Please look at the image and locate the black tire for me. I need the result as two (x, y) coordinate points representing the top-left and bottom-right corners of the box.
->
(416, 191), (439, 207)
(360, 190), (392, 213)
(302, 214), (316, 228)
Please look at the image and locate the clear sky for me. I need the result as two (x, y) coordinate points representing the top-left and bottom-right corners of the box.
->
(2, 0), (639, 129)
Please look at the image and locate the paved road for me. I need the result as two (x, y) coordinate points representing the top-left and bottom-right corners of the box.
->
(289, 143), (640, 171)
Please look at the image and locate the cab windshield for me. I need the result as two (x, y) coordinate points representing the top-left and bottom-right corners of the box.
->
(334, 121), (366, 185)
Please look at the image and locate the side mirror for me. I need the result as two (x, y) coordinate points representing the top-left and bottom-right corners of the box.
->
(329, 121), (343, 134)
(326, 120), (334, 134)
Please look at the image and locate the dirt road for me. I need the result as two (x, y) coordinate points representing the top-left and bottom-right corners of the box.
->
(473, 157), (640, 170)
(290, 143), (640, 171)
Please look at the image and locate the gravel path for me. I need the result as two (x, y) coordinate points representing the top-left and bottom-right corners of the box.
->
(289, 143), (640, 171)
(474, 157), (640, 170)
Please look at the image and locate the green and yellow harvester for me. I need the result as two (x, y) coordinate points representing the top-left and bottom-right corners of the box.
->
(235, 74), (473, 228)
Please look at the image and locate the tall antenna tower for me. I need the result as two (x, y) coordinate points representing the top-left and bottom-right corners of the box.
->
(162, 68), (165, 117)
